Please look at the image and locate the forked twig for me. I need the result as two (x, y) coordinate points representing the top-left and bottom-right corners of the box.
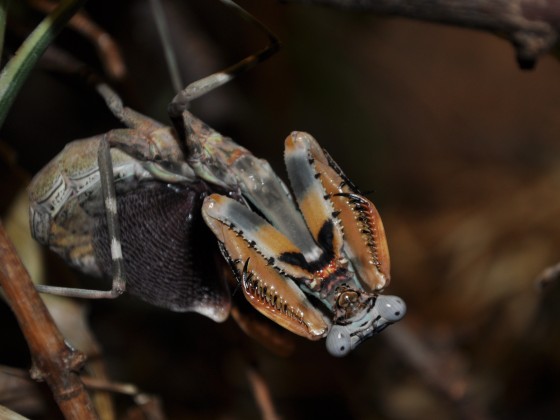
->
(0, 222), (97, 419)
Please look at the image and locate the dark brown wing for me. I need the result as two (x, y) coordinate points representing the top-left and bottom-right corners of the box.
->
(93, 181), (231, 322)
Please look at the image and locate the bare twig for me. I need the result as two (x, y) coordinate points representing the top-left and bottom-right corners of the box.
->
(246, 364), (280, 420)
(28, 0), (126, 80)
(81, 377), (140, 396)
(536, 261), (560, 289)
(81, 377), (166, 420)
(385, 323), (490, 420)
(0, 222), (97, 419)
(0, 404), (29, 420)
(0, 365), (45, 416)
(283, 0), (560, 68)
(149, 0), (183, 92)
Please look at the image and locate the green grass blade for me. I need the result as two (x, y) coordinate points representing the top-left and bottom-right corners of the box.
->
(0, 0), (87, 128)
(0, 0), (11, 60)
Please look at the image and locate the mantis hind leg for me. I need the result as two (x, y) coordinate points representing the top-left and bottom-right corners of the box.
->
(36, 137), (126, 299)
(168, 0), (280, 131)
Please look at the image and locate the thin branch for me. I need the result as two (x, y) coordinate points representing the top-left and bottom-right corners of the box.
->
(29, 0), (126, 80)
(536, 261), (560, 289)
(0, 405), (29, 420)
(246, 365), (280, 420)
(149, 0), (183, 92)
(81, 377), (166, 420)
(0, 0), (88, 128)
(0, 222), (97, 419)
(385, 323), (490, 420)
(283, 0), (560, 68)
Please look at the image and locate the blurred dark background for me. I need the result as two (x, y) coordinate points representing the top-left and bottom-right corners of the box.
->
(2, 0), (560, 418)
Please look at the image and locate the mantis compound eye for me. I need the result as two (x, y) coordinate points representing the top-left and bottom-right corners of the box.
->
(337, 290), (359, 308)
(325, 294), (406, 357)
(326, 325), (352, 357)
(376, 295), (406, 323)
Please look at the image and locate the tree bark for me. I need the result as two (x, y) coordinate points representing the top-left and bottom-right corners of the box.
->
(284, 0), (560, 68)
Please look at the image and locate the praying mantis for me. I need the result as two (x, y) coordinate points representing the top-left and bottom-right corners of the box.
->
(27, 0), (405, 356)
